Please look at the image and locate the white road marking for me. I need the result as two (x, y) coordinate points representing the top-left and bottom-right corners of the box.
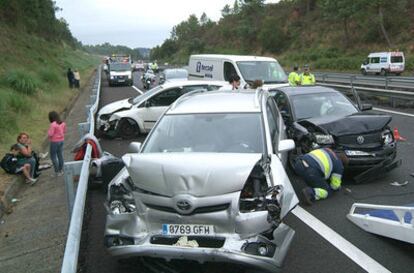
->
(373, 107), (414, 118)
(292, 206), (391, 273)
(132, 85), (144, 94)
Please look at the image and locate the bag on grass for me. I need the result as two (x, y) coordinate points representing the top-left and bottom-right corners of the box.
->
(0, 153), (19, 174)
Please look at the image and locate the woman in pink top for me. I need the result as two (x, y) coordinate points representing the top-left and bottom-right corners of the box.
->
(48, 111), (66, 176)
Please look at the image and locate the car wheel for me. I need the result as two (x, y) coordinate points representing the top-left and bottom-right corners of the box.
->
(380, 69), (387, 76)
(117, 119), (139, 139)
(396, 73), (401, 76)
(361, 69), (367, 76)
(288, 147), (303, 172)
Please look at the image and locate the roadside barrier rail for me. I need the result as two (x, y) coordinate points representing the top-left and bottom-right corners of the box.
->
(315, 72), (414, 94)
(61, 66), (101, 273)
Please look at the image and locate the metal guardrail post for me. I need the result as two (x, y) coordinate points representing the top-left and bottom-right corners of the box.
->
(350, 75), (355, 88)
(63, 161), (83, 216)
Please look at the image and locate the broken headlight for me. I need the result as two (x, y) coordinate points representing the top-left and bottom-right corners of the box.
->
(108, 179), (136, 214)
(239, 164), (282, 225)
(382, 129), (394, 145)
(314, 134), (334, 145)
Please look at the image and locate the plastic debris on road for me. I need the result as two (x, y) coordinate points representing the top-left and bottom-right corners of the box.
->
(390, 181), (409, 187)
(11, 198), (20, 203)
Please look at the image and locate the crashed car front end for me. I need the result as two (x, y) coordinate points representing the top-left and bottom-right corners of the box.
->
(104, 153), (296, 272)
(293, 114), (400, 182)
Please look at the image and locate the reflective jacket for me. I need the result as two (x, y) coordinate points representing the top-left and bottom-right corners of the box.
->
(300, 73), (315, 85)
(288, 72), (300, 86)
(303, 148), (343, 190)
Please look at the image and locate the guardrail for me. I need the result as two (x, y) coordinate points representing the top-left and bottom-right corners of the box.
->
(314, 72), (414, 92)
(60, 67), (101, 273)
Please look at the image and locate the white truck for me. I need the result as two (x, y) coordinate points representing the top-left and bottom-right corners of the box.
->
(188, 54), (289, 89)
(360, 52), (405, 76)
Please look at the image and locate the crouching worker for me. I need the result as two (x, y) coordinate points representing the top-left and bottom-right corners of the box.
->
(293, 148), (349, 205)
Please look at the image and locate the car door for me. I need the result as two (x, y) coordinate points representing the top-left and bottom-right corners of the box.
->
(139, 87), (183, 131)
(263, 96), (299, 218)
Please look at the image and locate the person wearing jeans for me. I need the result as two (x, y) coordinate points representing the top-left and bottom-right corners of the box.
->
(48, 111), (66, 176)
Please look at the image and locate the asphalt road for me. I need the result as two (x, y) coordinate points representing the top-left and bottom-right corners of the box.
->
(80, 71), (414, 273)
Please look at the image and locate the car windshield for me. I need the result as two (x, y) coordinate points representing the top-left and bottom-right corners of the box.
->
(292, 92), (358, 120)
(109, 63), (131, 71)
(131, 86), (163, 104)
(236, 61), (287, 84)
(143, 113), (265, 154)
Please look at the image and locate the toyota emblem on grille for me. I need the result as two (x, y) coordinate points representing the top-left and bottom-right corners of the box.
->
(176, 200), (191, 211)
(357, 135), (365, 144)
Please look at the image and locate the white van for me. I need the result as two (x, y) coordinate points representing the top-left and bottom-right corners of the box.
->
(188, 54), (289, 89)
(360, 52), (405, 76)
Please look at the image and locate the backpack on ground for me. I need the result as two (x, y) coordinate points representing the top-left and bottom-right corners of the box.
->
(0, 153), (19, 174)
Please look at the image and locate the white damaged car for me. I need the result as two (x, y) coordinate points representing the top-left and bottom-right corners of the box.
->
(104, 89), (299, 272)
(96, 80), (225, 138)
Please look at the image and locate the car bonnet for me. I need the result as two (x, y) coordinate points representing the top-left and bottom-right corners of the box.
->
(98, 98), (132, 115)
(299, 112), (392, 135)
(122, 153), (262, 197)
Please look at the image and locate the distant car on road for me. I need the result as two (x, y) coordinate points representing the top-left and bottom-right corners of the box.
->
(104, 89), (298, 272)
(271, 86), (400, 183)
(159, 68), (188, 84)
(96, 80), (225, 138)
(360, 52), (405, 76)
(107, 63), (133, 87)
(133, 62), (145, 72)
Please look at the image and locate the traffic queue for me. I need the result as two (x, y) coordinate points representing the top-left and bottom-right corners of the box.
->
(94, 53), (402, 273)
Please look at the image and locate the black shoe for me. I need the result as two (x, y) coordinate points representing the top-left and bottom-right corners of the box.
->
(301, 187), (314, 206)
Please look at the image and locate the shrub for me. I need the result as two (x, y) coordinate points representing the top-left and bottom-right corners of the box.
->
(39, 67), (60, 85)
(0, 99), (17, 137)
(4, 69), (39, 95)
(8, 94), (30, 113)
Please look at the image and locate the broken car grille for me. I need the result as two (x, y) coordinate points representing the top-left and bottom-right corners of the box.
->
(150, 235), (225, 248)
(144, 203), (230, 215)
(337, 132), (382, 148)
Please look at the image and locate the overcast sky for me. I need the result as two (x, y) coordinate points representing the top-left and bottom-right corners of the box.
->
(55, 0), (278, 48)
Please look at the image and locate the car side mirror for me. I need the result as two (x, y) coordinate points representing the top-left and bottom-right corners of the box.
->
(363, 61), (368, 65)
(128, 142), (142, 153)
(360, 103), (372, 111)
(278, 139), (295, 153)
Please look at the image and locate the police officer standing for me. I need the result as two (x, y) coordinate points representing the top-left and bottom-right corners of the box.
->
(293, 148), (348, 205)
(300, 64), (316, 85)
(288, 65), (300, 86)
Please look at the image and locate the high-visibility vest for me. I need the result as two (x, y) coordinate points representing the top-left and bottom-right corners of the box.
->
(300, 73), (315, 85)
(288, 72), (300, 86)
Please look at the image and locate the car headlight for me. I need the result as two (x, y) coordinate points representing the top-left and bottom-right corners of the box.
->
(128, 74), (132, 79)
(110, 75), (114, 79)
(314, 134), (334, 144)
(99, 114), (111, 121)
(382, 129), (394, 145)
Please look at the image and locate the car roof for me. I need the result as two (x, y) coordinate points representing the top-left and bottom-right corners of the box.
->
(190, 54), (277, 62)
(167, 90), (263, 114)
(160, 80), (225, 88)
(274, 85), (339, 97)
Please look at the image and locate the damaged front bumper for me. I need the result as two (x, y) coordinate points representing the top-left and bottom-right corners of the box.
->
(105, 221), (294, 273)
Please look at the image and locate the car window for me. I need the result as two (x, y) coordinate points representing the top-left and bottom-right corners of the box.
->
(370, 57), (380, 64)
(207, 85), (222, 91)
(273, 92), (290, 116)
(149, 88), (182, 107)
(182, 85), (208, 93)
(266, 99), (279, 152)
(224, 62), (237, 81)
(391, 56), (403, 63)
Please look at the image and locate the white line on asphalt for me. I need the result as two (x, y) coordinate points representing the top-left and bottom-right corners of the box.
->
(132, 85), (144, 94)
(373, 107), (414, 117)
(292, 206), (391, 273)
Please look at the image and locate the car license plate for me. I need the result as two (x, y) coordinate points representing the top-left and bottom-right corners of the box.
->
(118, 79), (125, 82)
(162, 224), (214, 235)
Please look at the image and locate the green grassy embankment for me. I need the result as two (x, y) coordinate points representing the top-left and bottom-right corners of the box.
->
(0, 25), (100, 156)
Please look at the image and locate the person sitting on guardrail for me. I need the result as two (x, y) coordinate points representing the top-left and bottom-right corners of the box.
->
(288, 65), (301, 86)
(300, 64), (315, 85)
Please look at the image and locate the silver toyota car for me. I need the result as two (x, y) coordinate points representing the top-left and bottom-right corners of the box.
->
(104, 89), (299, 272)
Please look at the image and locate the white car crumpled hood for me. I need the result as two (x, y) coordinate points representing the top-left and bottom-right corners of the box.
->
(99, 98), (132, 115)
(122, 153), (262, 197)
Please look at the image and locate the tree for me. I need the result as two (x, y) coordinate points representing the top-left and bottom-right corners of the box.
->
(320, 0), (358, 46)
(221, 4), (231, 17)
